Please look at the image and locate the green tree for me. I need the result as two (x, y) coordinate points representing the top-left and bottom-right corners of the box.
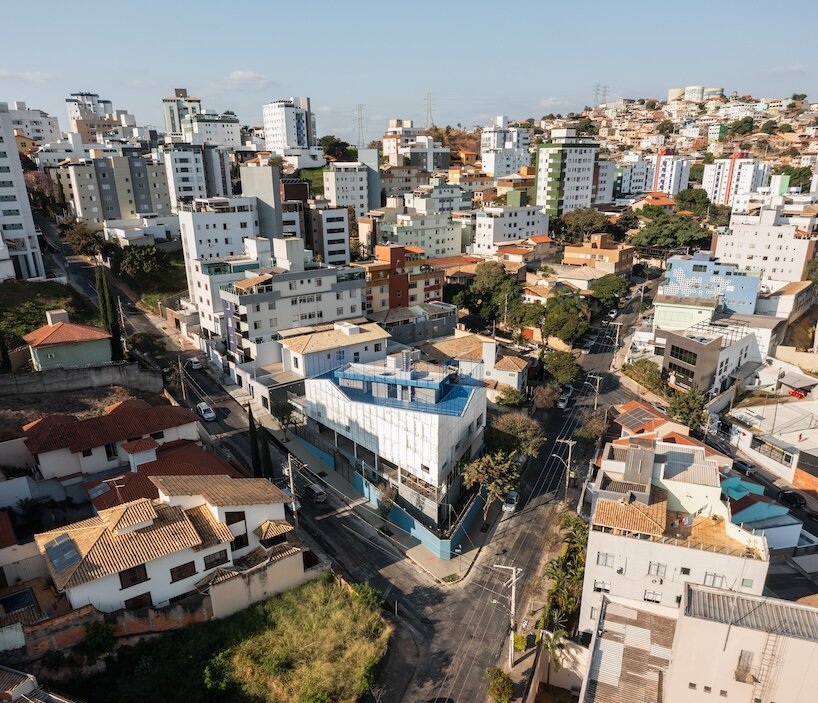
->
(541, 295), (590, 342)
(64, 222), (103, 256)
(645, 99), (657, 110)
(247, 405), (261, 477)
(118, 245), (168, 279)
(270, 399), (296, 442)
(472, 260), (508, 294)
(574, 117), (598, 136)
(95, 266), (122, 360)
(496, 386), (527, 408)
(760, 120), (777, 134)
(318, 135), (356, 160)
(616, 208), (640, 232)
(804, 258), (818, 285)
(532, 382), (561, 410)
(621, 358), (665, 395)
(543, 350), (582, 385)
(667, 386), (707, 430)
(727, 116), (755, 136)
(688, 163), (704, 183)
(779, 123), (793, 133)
(203, 650), (234, 692)
(674, 188), (711, 217)
(488, 412), (545, 458)
(656, 119), (674, 135)
(562, 207), (610, 242)
(772, 165), (813, 191)
(575, 408), (607, 443)
(703, 152), (715, 164)
(541, 629), (568, 686)
(486, 667), (514, 703)
(463, 452), (520, 521)
(792, 93), (808, 101)
(508, 301), (545, 329)
(628, 213), (710, 249)
(590, 274), (630, 308)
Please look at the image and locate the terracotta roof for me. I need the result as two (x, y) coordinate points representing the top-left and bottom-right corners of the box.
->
(121, 438), (159, 454)
(528, 234), (554, 244)
(419, 333), (488, 362)
(404, 245), (425, 254)
(24, 399), (198, 455)
(0, 511), (16, 549)
(84, 441), (242, 510)
(149, 474), (290, 506)
(35, 500), (207, 590)
(253, 519), (295, 540)
(102, 499), (157, 532)
(23, 321), (110, 348)
(593, 487), (668, 536)
(0, 668), (34, 696)
(184, 505), (234, 551)
(494, 355), (530, 372)
(195, 566), (241, 589)
(496, 246), (532, 256)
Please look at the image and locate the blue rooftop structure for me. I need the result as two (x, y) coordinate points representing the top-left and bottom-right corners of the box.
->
(663, 252), (761, 314)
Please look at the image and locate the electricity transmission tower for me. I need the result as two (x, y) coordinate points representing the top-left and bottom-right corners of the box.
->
(424, 92), (434, 129)
(354, 104), (366, 148)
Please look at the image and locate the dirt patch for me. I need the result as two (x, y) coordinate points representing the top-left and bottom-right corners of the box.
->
(784, 304), (818, 350)
(0, 386), (170, 440)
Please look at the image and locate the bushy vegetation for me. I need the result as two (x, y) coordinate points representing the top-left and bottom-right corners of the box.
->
(61, 574), (391, 703)
(621, 358), (667, 396)
(539, 513), (588, 634)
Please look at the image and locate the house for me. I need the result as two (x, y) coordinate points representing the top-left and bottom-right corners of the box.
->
(0, 665), (77, 702)
(35, 474), (293, 613)
(22, 310), (111, 371)
(365, 301), (457, 345)
(562, 233), (635, 276)
(631, 191), (676, 213)
(23, 399), (199, 480)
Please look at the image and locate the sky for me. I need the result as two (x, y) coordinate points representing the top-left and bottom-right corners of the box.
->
(1, 0), (816, 144)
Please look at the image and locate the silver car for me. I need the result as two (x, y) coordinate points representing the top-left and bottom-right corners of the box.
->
(502, 491), (520, 514)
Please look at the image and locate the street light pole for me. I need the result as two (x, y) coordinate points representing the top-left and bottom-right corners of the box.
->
(555, 438), (576, 502)
(493, 564), (523, 669)
(178, 355), (187, 401)
(586, 374), (603, 411)
(287, 454), (299, 528)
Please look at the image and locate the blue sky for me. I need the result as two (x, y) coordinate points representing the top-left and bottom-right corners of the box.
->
(1, 0), (815, 143)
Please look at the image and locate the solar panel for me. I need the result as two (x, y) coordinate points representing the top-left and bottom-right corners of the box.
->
(44, 534), (80, 573)
(87, 483), (111, 499)
(617, 407), (656, 429)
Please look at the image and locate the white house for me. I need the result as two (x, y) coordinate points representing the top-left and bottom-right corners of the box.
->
(23, 399), (200, 480)
(579, 438), (769, 635)
(35, 474), (293, 613)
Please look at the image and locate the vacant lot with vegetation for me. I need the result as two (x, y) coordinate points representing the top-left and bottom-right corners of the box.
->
(61, 574), (391, 703)
(0, 280), (99, 346)
(113, 250), (188, 313)
(298, 166), (325, 196)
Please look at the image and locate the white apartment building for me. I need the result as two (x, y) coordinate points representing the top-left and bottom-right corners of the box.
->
(65, 92), (113, 123)
(163, 145), (232, 210)
(377, 211), (459, 258)
(615, 152), (652, 196)
(535, 128), (599, 217)
(6, 102), (60, 143)
(480, 115), (531, 178)
(648, 149), (691, 195)
(0, 103), (44, 280)
(398, 135), (451, 172)
(716, 190), (818, 283)
(181, 112), (241, 147)
(162, 88), (202, 142)
(579, 438), (769, 636)
(36, 132), (118, 168)
(593, 159), (616, 203)
(403, 177), (471, 214)
(323, 162), (369, 219)
(702, 153), (770, 206)
(472, 203), (548, 256)
(308, 201), (351, 266)
(383, 119), (423, 165)
(262, 97), (325, 168)
(298, 353), (486, 527)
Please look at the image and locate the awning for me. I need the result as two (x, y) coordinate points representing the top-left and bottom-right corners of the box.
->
(779, 372), (818, 391)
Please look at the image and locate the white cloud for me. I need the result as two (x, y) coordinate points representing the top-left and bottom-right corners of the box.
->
(539, 96), (566, 109)
(769, 63), (807, 75)
(223, 70), (273, 88)
(0, 69), (52, 83)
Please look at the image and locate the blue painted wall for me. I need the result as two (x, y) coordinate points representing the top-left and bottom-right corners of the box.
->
(663, 253), (760, 314)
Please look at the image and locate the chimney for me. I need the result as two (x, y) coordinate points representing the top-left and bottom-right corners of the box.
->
(46, 309), (70, 326)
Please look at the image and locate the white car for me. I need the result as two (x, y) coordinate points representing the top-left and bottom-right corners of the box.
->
(502, 491), (520, 514)
(556, 387), (573, 409)
(196, 402), (216, 421)
(607, 309), (619, 319)
(188, 358), (203, 370)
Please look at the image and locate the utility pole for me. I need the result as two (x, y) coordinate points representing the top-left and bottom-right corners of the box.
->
(556, 438), (576, 501)
(493, 564), (523, 669)
(587, 373), (603, 410)
(287, 454), (299, 528)
(178, 356), (186, 401)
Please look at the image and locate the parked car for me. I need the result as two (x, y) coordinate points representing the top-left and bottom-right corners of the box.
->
(580, 341), (593, 355)
(195, 402), (216, 421)
(778, 490), (806, 509)
(304, 483), (328, 503)
(556, 387), (573, 409)
(651, 402), (668, 414)
(733, 458), (756, 476)
(188, 357), (203, 370)
(607, 309), (619, 319)
(282, 488), (301, 513)
(502, 491), (520, 514)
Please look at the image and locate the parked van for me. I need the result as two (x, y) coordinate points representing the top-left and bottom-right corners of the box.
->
(304, 483), (327, 503)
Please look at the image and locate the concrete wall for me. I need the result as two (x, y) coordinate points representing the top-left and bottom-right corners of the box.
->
(775, 346), (818, 373)
(0, 542), (47, 585)
(0, 439), (32, 470)
(0, 363), (162, 397)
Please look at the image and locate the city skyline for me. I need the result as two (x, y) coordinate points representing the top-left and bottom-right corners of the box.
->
(2, 0), (816, 142)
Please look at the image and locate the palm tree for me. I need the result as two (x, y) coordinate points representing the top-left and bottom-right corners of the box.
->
(543, 556), (567, 585)
(541, 628), (568, 686)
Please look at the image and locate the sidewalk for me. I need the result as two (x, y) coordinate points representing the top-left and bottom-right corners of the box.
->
(214, 368), (501, 583)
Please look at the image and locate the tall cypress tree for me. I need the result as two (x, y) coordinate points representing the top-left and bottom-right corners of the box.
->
(248, 405), (261, 477)
(95, 266), (110, 330)
(258, 425), (273, 479)
(99, 269), (123, 360)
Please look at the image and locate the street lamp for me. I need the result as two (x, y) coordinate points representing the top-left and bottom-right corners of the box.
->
(585, 373), (603, 410)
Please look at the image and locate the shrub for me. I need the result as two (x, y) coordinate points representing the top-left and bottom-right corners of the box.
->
(82, 621), (115, 657)
(487, 667), (515, 703)
(351, 582), (383, 610)
(203, 650), (234, 692)
(514, 633), (527, 651)
(496, 385), (527, 407)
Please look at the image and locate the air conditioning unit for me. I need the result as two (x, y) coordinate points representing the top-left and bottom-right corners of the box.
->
(616, 567), (624, 575)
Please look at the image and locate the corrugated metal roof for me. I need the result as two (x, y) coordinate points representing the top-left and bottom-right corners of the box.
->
(686, 584), (818, 642)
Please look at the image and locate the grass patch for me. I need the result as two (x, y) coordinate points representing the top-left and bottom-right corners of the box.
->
(59, 574), (391, 703)
(442, 574), (460, 583)
(0, 279), (100, 346)
(117, 251), (188, 313)
(299, 167), (325, 196)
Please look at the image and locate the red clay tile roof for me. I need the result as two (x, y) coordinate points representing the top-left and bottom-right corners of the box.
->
(84, 441), (242, 510)
(23, 322), (110, 348)
(0, 511), (16, 549)
(121, 438), (160, 454)
(528, 234), (554, 243)
(616, 400), (675, 434)
(24, 399), (198, 455)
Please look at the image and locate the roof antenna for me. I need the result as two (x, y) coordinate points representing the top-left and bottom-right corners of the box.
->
(103, 475), (126, 505)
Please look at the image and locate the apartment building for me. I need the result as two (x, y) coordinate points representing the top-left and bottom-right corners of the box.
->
(162, 88), (202, 142)
(579, 437), (769, 635)
(382, 119), (423, 165)
(479, 115), (531, 178)
(324, 161), (369, 220)
(5, 101), (60, 143)
(702, 152), (770, 206)
(403, 176), (471, 214)
(65, 92), (113, 123)
(55, 154), (173, 226)
(307, 201), (351, 265)
(262, 97), (325, 168)
(648, 148), (691, 195)
(36, 132), (119, 168)
(535, 128), (599, 217)
(380, 164), (431, 198)
(614, 152), (652, 196)
(398, 135), (450, 172)
(472, 194), (549, 256)
(163, 144), (232, 210)
(562, 233), (634, 275)
(181, 112), (241, 147)
(373, 210), (459, 258)
(351, 244), (443, 314)
(0, 103), (45, 280)
(297, 353), (486, 528)
(715, 191), (818, 283)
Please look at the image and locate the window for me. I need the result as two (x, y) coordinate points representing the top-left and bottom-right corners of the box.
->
(669, 345), (698, 366)
(225, 511), (245, 526)
(644, 590), (662, 603)
(704, 687), (712, 693)
(149, 431), (164, 441)
(648, 562), (666, 578)
(232, 533), (249, 550)
(596, 552), (614, 568)
(204, 550), (229, 570)
(124, 592), (152, 609)
(704, 572), (725, 588)
(593, 580), (610, 593)
(374, 343), (382, 352)
(169, 561), (196, 583)
(689, 683), (697, 690)
(741, 578), (754, 589)
(105, 443), (117, 460)
(119, 564), (149, 589)
(720, 691), (727, 697)
(680, 567), (691, 575)
(82, 448), (93, 457)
